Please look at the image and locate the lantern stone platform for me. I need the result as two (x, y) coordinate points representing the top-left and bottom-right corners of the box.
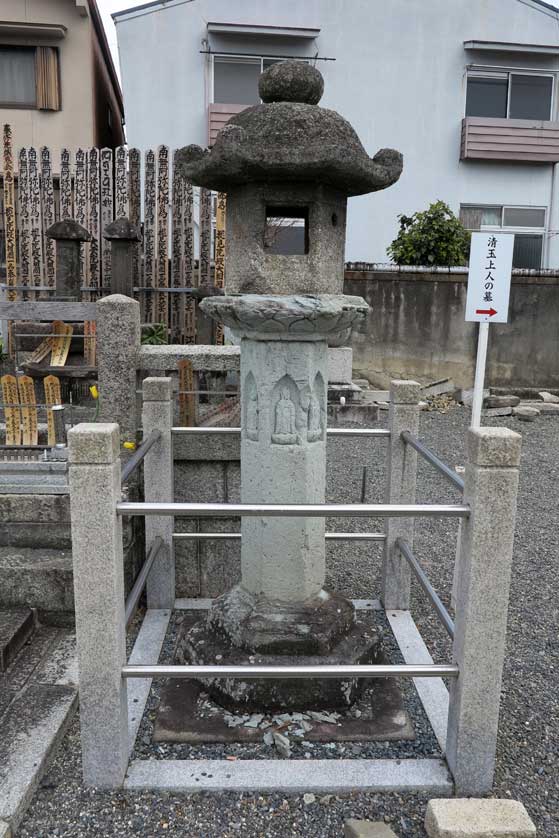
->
(176, 294), (382, 710)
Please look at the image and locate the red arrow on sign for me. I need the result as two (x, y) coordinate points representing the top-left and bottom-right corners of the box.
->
(475, 307), (497, 316)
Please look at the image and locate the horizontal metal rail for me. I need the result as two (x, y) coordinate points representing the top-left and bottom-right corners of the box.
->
(121, 430), (161, 483)
(124, 537), (164, 627)
(122, 663), (459, 680)
(172, 531), (387, 541)
(117, 502), (470, 519)
(401, 431), (464, 492)
(171, 427), (390, 438)
(397, 537), (455, 640)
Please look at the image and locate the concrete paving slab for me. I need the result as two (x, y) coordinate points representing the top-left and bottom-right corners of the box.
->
(0, 684), (77, 830)
(425, 798), (536, 836)
(387, 610), (449, 752)
(0, 609), (34, 672)
(124, 757), (453, 794)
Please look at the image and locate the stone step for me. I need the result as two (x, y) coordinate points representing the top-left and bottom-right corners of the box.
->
(0, 547), (74, 626)
(0, 609), (35, 673)
(0, 682), (76, 832)
(0, 494), (71, 549)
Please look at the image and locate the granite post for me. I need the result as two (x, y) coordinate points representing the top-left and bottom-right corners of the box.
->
(446, 426), (521, 795)
(46, 219), (91, 299)
(104, 218), (142, 297)
(382, 380), (421, 610)
(142, 377), (175, 609)
(97, 294), (141, 444)
(68, 423), (128, 788)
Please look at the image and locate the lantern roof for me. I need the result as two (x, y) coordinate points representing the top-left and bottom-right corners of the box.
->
(176, 60), (403, 197)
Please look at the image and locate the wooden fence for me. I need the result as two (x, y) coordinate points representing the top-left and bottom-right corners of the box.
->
(0, 124), (225, 344)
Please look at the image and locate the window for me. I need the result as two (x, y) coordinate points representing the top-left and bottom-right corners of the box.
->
(264, 207), (308, 255)
(460, 204), (546, 269)
(465, 72), (553, 121)
(0, 47), (36, 106)
(0, 45), (60, 110)
(212, 56), (297, 105)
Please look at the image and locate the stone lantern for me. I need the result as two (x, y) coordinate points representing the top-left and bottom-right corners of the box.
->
(175, 61), (403, 711)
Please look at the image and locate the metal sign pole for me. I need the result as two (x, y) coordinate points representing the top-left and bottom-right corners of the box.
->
(470, 321), (489, 429)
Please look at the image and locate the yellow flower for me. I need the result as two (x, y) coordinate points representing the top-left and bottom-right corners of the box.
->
(89, 385), (99, 399)
(123, 441), (136, 451)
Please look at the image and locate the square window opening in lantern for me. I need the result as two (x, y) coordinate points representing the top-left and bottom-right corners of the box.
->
(264, 207), (309, 255)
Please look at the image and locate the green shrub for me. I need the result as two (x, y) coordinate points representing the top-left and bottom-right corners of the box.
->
(141, 323), (167, 345)
(387, 200), (470, 267)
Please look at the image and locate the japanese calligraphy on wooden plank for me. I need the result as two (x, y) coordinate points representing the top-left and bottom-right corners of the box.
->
(184, 179), (196, 343)
(87, 147), (101, 299)
(74, 148), (89, 288)
(44, 375), (62, 447)
(3, 126), (17, 306)
(128, 147), (142, 298)
(1, 374), (20, 445)
(178, 359), (196, 427)
(115, 146), (128, 219)
(59, 148), (72, 220)
(18, 148), (31, 301)
(156, 145), (170, 326)
(41, 147), (56, 293)
(171, 151), (185, 343)
(100, 148), (113, 290)
(143, 149), (156, 322)
(50, 321), (73, 367)
(18, 375), (38, 446)
(28, 147), (44, 299)
(199, 187), (212, 287)
(214, 192), (226, 345)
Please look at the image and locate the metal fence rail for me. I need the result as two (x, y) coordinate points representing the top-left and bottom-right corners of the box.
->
(124, 537), (164, 627)
(397, 537), (455, 639)
(121, 430), (161, 483)
(122, 663), (459, 679)
(172, 531), (387, 541)
(401, 430), (465, 492)
(171, 427), (391, 438)
(117, 502), (470, 518)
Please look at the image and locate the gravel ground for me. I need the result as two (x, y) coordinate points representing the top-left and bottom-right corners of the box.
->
(17, 405), (559, 837)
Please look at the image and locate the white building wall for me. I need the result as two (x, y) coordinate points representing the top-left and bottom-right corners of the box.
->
(115, 0), (559, 266)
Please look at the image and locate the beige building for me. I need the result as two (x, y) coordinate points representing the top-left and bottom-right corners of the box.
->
(0, 0), (124, 150)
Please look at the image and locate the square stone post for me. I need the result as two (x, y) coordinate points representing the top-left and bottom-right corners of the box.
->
(446, 427), (521, 795)
(47, 219), (91, 299)
(68, 423), (128, 788)
(104, 218), (142, 297)
(142, 377), (175, 609)
(97, 294), (141, 445)
(382, 380), (421, 610)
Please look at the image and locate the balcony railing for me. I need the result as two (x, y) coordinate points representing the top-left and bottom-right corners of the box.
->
(461, 116), (559, 163)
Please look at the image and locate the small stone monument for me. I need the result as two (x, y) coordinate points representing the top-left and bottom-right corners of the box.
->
(175, 61), (403, 711)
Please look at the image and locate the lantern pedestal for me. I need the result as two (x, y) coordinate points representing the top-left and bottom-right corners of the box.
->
(176, 295), (381, 711)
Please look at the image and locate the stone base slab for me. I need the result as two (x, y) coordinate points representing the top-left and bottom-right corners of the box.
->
(177, 616), (381, 712)
(154, 672), (413, 743)
(424, 799), (536, 837)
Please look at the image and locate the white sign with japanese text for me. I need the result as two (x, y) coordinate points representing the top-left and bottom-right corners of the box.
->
(465, 232), (514, 324)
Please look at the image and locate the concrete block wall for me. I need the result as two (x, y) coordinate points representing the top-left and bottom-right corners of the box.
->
(344, 266), (559, 389)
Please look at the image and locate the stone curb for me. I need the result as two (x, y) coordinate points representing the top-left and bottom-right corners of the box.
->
(344, 819), (397, 836)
